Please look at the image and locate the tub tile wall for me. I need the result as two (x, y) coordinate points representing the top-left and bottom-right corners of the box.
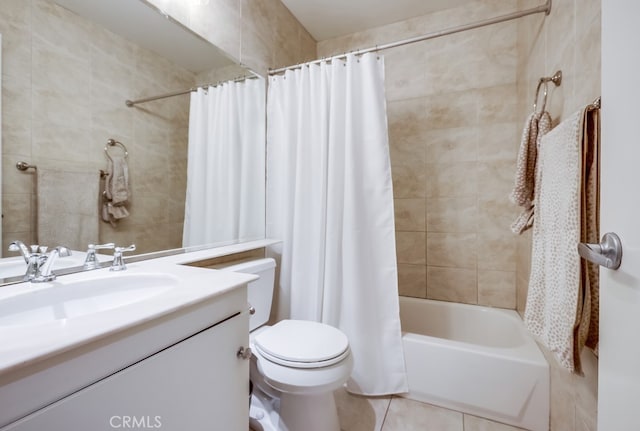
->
(516, 0), (600, 429)
(478, 270), (516, 308)
(427, 266), (477, 304)
(318, 0), (520, 309)
(397, 264), (427, 298)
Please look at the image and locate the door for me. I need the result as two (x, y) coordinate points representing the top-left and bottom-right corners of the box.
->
(598, 2), (640, 429)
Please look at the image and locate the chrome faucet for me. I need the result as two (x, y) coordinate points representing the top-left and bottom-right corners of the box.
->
(34, 246), (72, 282)
(7, 242), (71, 282)
(83, 243), (115, 270)
(25, 246), (45, 281)
(8, 242), (44, 281)
(110, 244), (136, 271)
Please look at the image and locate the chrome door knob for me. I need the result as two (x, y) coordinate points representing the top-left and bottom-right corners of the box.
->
(578, 232), (623, 270)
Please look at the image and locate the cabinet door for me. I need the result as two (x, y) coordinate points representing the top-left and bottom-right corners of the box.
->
(3, 314), (249, 431)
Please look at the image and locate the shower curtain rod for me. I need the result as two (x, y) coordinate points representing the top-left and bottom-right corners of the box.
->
(125, 74), (259, 107)
(269, 0), (551, 75)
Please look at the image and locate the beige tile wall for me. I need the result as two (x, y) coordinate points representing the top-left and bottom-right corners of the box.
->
(516, 0), (600, 429)
(319, 0), (521, 309)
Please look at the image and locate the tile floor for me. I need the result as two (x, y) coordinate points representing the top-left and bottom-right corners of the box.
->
(334, 388), (526, 431)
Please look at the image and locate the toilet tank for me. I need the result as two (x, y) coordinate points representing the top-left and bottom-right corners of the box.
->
(218, 258), (276, 331)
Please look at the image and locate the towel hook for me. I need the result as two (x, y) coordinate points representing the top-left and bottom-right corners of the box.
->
(533, 70), (562, 114)
(104, 138), (129, 161)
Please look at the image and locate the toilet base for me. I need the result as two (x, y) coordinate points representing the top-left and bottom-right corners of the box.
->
(250, 383), (340, 431)
(249, 388), (279, 431)
(279, 391), (340, 431)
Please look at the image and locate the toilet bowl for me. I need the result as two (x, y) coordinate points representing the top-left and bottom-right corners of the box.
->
(219, 258), (353, 431)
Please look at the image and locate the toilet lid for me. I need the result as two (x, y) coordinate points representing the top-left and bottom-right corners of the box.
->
(254, 320), (350, 369)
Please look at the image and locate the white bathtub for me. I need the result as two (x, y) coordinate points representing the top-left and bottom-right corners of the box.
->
(399, 297), (549, 431)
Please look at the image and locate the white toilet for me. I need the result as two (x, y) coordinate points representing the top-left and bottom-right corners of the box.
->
(220, 258), (353, 431)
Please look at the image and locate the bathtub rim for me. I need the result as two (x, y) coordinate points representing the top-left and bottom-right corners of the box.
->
(399, 296), (547, 366)
(398, 296), (550, 431)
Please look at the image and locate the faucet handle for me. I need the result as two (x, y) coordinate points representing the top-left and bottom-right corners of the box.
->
(110, 244), (136, 271)
(114, 244), (136, 254)
(90, 242), (115, 251)
(8, 240), (32, 264)
(84, 243), (115, 269)
(52, 246), (72, 258)
(30, 244), (40, 254)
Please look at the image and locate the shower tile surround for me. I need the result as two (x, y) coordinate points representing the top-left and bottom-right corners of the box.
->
(321, 0), (600, 429)
(516, 0), (600, 430)
(318, 0), (521, 309)
(0, 0), (315, 254)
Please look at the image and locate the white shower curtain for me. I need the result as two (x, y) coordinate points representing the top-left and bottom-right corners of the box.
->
(183, 77), (265, 247)
(266, 53), (408, 395)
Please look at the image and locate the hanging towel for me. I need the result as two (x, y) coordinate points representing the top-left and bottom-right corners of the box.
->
(580, 106), (600, 355)
(510, 111), (552, 234)
(524, 105), (600, 374)
(37, 168), (100, 251)
(102, 153), (130, 226)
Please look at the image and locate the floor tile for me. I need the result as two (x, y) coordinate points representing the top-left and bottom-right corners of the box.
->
(463, 414), (526, 430)
(335, 389), (529, 431)
(381, 397), (463, 431)
(335, 387), (391, 431)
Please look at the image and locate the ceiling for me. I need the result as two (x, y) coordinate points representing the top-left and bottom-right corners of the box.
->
(281, 0), (476, 41)
(54, 0), (236, 73)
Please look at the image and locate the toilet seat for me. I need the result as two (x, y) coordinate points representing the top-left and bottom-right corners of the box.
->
(254, 320), (350, 369)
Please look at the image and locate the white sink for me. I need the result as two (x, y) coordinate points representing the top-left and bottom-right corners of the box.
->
(0, 273), (179, 326)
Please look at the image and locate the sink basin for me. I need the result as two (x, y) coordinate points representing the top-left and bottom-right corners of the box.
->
(0, 273), (179, 326)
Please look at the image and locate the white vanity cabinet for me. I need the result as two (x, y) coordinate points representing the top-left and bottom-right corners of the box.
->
(2, 310), (250, 431)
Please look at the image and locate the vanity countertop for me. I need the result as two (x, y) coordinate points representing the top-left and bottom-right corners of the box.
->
(0, 245), (264, 377)
(130, 238), (281, 265)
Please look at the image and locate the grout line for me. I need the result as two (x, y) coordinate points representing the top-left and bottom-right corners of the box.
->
(379, 395), (394, 431)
